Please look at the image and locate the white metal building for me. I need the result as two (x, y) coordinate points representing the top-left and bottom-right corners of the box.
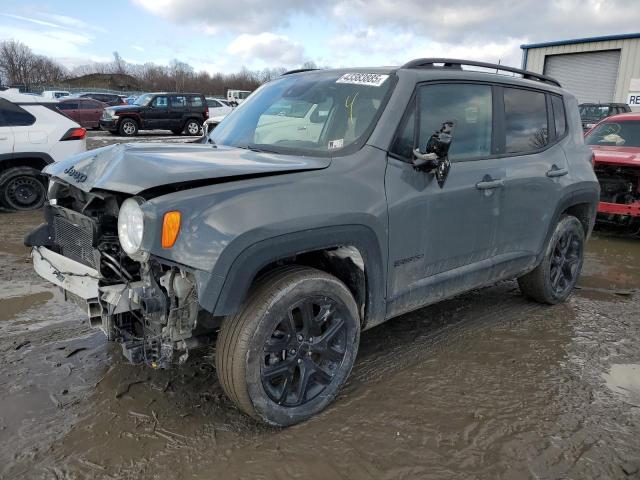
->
(521, 33), (640, 109)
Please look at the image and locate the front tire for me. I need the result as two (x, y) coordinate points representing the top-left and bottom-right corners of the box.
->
(118, 118), (138, 136)
(216, 266), (360, 426)
(0, 167), (47, 211)
(518, 215), (585, 304)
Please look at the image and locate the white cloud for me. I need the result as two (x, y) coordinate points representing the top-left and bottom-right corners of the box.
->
(133, 0), (320, 33)
(227, 32), (305, 68)
(40, 13), (108, 33)
(132, 45), (145, 52)
(0, 26), (93, 58)
(0, 13), (61, 28)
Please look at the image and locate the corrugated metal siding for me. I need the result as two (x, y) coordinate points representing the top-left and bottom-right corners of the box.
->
(524, 38), (640, 104)
(544, 50), (620, 103)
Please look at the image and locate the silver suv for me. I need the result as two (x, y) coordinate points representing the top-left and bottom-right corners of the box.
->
(27, 59), (599, 426)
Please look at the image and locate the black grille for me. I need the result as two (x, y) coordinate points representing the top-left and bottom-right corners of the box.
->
(53, 215), (97, 268)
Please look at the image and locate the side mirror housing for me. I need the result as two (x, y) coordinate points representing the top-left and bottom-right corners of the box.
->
(412, 121), (454, 188)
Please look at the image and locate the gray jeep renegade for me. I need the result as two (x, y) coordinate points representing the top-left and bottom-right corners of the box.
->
(26, 59), (599, 426)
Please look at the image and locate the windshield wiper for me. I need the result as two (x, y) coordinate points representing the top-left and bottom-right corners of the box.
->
(246, 144), (279, 154)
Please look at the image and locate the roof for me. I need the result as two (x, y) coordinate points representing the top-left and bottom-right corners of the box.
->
(0, 89), (56, 103)
(597, 112), (640, 122)
(521, 32), (640, 50)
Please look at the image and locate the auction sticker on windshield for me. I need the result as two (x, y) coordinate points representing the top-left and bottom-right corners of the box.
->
(336, 73), (389, 87)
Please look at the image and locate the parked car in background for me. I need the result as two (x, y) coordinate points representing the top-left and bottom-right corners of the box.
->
(124, 95), (138, 105)
(75, 92), (127, 106)
(206, 97), (233, 117)
(29, 60), (598, 426)
(99, 92), (208, 136)
(0, 90), (85, 210)
(41, 90), (70, 100)
(57, 98), (107, 129)
(580, 103), (631, 132)
(227, 89), (251, 105)
(585, 112), (640, 232)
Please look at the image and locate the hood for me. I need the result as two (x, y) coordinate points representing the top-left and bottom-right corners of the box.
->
(590, 145), (640, 168)
(45, 143), (331, 195)
(106, 104), (141, 113)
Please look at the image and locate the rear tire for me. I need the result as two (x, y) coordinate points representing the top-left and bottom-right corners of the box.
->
(518, 215), (585, 304)
(118, 118), (138, 136)
(215, 266), (360, 426)
(0, 167), (47, 211)
(184, 119), (201, 136)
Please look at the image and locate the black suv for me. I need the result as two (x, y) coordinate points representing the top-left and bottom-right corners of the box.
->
(99, 92), (208, 136)
(579, 102), (631, 131)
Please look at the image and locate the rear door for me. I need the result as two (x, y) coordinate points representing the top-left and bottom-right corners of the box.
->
(0, 99), (16, 156)
(385, 82), (502, 316)
(80, 99), (103, 128)
(169, 95), (188, 129)
(494, 87), (569, 269)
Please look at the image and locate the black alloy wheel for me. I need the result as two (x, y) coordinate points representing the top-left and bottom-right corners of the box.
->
(261, 296), (348, 407)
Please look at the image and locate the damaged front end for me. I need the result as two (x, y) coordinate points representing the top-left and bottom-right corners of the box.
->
(26, 180), (213, 368)
(594, 163), (640, 234)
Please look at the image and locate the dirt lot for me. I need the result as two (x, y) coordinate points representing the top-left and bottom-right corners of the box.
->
(1, 131), (639, 479)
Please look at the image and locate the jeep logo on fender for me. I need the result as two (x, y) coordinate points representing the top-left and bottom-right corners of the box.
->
(63, 166), (87, 183)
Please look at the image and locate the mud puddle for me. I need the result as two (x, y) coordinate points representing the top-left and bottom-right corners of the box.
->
(1, 211), (639, 479)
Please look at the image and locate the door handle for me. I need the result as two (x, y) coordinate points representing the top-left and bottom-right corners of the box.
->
(0, 136), (8, 140)
(297, 126), (307, 131)
(546, 165), (568, 177)
(476, 177), (504, 190)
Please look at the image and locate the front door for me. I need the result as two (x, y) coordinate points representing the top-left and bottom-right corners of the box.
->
(142, 95), (169, 129)
(385, 82), (502, 317)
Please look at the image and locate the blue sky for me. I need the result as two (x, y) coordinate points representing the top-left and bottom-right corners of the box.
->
(0, 0), (639, 74)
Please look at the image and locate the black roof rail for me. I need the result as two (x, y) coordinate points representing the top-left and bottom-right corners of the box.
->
(401, 58), (561, 87)
(281, 68), (320, 76)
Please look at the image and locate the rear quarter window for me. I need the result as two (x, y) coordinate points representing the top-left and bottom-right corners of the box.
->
(551, 96), (567, 138)
(0, 99), (36, 127)
(189, 96), (204, 108)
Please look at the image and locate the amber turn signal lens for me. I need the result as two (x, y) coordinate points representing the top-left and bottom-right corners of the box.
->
(161, 211), (181, 248)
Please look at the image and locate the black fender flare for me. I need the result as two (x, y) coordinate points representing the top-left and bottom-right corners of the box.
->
(536, 186), (599, 265)
(204, 224), (386, 329)
(0, 151), (54, 167)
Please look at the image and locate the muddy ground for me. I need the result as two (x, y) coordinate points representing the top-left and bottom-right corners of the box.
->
(1, 131), (639, 479)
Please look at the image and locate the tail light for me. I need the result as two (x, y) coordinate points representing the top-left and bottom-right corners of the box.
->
(60, 127), (86, 141)
(204, 107), (209, 119)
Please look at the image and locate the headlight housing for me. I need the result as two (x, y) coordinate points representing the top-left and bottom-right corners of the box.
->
(118, 197), (145, 256)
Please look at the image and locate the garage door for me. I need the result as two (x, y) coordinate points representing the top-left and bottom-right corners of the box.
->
(544, 50), (620, 103)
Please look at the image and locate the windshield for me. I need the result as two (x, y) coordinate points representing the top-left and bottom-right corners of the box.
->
(209, 71), (394, 156)
(134, 93), (153, 106)
(585, 120), (640, 147)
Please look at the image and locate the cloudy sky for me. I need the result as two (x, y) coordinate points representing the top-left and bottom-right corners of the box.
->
(0, 0), (638, 73)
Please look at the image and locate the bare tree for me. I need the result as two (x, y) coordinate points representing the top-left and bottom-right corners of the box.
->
(0, 40), (67, 88)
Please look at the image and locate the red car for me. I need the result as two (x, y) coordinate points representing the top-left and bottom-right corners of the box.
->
(585, 113), (640, 232)
(57, 98), (108, 129)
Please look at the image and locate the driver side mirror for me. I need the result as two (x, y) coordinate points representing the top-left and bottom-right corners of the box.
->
(412, 121), (455, 188)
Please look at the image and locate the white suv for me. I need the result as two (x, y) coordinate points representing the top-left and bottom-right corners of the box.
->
(0, 90), (86, 210)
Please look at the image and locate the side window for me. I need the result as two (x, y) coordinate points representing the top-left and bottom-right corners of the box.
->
(58, 102), (78, 110)
(418, 83), (492, 161)
(0, 98), (36, 126)
(189, 96), (204, 108)
(153, 96), (168, 108)
(551, 96), (566, 138)
(171, 96), (187, 108)
(504, 88), (548, 153)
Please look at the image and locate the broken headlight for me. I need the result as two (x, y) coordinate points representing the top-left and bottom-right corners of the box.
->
(118, 197), (145, 256)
